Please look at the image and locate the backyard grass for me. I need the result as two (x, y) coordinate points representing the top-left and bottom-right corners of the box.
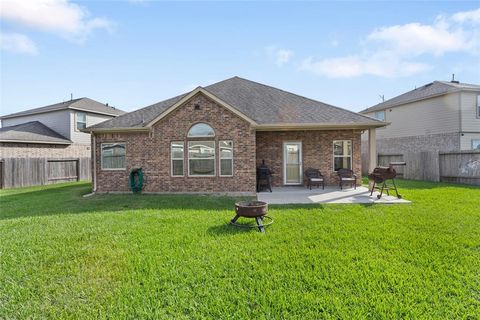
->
(0, 180), (479, 319)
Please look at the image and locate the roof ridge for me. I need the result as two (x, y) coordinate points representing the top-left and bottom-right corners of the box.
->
(229, 76), (384, 124)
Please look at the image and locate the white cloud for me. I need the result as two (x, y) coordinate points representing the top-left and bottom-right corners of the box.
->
(0, 31), (38, 55)
(265, 46), (294, 66)
(300, 54), (431, 78)
(0, 0), (113, 42)
(452, 8), (480, 25)
(299, 8), (480, 78)
(276, 49), (294, 66)
(368, 22), (469, 56)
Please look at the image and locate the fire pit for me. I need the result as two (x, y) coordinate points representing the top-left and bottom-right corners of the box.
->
(231, 201), (273, 233)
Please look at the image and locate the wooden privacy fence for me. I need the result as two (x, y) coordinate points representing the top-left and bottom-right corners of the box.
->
(0, 157), (91, 189)
(363, 150), (480, 185)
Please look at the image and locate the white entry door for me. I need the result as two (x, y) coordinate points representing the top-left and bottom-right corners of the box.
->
(283, 141), (302, 185)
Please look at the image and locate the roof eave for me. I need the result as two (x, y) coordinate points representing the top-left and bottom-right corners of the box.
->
(254, 122), (388, 131)
(0, 139), (72, 145)
(69, 106), (124, 117)
(82, 127), (150, 133)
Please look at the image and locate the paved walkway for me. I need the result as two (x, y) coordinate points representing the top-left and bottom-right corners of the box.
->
(257, 186), (411, 204)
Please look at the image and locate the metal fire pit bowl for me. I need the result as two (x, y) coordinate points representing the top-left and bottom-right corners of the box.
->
(231, 201), (273, 233)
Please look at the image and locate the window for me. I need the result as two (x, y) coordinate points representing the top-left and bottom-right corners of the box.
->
(76, 112), (86, 130)
(188, 141), (215, 176)
(101, 143), (126, 170)
(171, 141), (184, 176)
(477, 94), (480, 118)
(472, 139), (480, 150)
(219, 140), (233, 176)
(333, 140), (352, 171)
(188, 123), (215, 137)
(374, 110), (385, 121)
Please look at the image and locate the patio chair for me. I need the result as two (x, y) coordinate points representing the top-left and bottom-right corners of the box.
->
(304, 168), (324, 190)
(337, 168), (357, 190)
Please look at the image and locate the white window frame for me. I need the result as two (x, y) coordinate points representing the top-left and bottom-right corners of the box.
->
(171, 141), (184, 177)
(332, 140), (353, 172)
(188, 141), (216, 177)
(472, 139), (480, 150)
(101, 142), (126, 171)
(374, 110), (385, 121)
(187, 123), (215, 138)
(219, 140), (233, 177)
(75, 111), (87, 131)
(476, 94), (480, 119)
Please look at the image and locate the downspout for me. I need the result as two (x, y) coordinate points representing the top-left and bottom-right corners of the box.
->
(92, 133), (97, 192)
(458, 91), (462, 150)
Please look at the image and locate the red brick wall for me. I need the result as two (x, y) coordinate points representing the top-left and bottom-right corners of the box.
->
(256, 130), (362, 187)
(94, 93), (257, 193)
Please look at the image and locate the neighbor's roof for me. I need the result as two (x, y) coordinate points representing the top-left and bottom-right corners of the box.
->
(0, 97), (125, 120)
(88, 76), (385, 131)
(0, 121), (72, 145)
(360, 81), (480, 114)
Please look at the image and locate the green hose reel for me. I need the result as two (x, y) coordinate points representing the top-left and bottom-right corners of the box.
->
(129, 168), (144, 193)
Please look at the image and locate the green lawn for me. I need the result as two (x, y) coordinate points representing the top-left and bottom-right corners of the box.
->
(0, 180), (479, 319)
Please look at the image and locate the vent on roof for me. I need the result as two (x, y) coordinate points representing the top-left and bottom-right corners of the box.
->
(451, 73), (459, 84)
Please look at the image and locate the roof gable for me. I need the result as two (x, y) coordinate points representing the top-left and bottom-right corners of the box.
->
(147, 88), (257, 127)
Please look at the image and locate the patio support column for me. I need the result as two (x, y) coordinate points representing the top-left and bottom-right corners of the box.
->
(368, 128), (377, 173)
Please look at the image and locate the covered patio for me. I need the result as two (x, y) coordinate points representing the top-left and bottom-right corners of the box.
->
(257, 185), (410, 204)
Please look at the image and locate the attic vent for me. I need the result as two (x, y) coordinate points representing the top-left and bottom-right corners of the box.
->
(194, 104), (201, 110)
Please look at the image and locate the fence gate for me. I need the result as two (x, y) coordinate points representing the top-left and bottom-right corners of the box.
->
(47, 159), (80, 183)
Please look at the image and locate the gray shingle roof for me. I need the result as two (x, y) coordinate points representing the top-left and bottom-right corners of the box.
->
(0, 97), (126, 119)
(0, 121), (71, 144)
(89, 77), (384, 130)
(361, 81), (480, 113)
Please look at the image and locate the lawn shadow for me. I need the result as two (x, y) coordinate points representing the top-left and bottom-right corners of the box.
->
(207, 223), (257, 236)
(0, 182), (254, 221)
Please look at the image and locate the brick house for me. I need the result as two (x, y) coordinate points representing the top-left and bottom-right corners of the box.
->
(86, 77), (385, 194)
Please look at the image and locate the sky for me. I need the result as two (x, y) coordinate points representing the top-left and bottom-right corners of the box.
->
(0, 0), (479, 116)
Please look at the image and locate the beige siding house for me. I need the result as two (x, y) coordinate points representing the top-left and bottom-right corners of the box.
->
(360, 80), (480, 154)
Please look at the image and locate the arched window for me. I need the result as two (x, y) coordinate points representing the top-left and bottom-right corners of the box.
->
(187, 123), (215, 137)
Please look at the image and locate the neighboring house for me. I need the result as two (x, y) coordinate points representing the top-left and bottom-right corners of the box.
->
(360, 80), (480, 154)
(0, 98), (125, 158)
(86, 77), (385, 194)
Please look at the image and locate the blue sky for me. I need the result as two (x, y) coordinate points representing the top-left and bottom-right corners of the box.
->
(1, 1), (479, 115)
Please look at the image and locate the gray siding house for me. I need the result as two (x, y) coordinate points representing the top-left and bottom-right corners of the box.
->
(0, 98), (125, 188)
(1, 98), (125, 158)
(360, 80), (480, 154)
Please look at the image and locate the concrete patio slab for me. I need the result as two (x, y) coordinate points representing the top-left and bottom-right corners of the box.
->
(257, 186), (411, 204)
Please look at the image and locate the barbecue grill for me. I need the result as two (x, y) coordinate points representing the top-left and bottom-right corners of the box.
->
(368, 162), (406, 199)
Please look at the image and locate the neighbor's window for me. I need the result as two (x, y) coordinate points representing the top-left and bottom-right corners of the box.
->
(333, 140), (352, 171)
(375, 110), (385, 121)
(477, 94), (480, 118)
(188, 123), (215, 137)
(188, 141), (215, 176)
(76, 112), (86, 130)
(101, 143), (126, 170)
(219, 140), (233, 176)
(171, 141), (184, 176)
(472, 139), (480, 150)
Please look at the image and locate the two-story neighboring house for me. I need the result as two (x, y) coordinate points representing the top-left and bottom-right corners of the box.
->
(0, 97), (125, 158)
(360, 80), (480, 154)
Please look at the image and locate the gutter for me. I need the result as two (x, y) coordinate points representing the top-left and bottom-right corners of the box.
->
(0, 139), (72, 145)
